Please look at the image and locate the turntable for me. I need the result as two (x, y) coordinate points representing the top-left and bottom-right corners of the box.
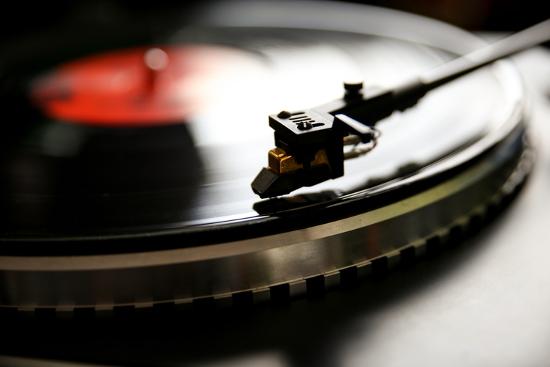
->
(0, 0), (545, 312)
(1, 1), (550, 365)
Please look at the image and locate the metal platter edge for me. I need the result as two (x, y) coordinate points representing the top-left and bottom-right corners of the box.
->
(0, 122), (533, 312)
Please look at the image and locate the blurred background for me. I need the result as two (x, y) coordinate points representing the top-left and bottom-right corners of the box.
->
(0, 0), (548, 46)
(351, 0), (549, 30)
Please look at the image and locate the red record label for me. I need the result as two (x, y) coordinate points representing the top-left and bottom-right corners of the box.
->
(31, 45), (259, 127)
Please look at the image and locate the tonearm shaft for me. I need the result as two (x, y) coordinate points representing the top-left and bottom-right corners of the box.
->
(251, 19), (550, 198)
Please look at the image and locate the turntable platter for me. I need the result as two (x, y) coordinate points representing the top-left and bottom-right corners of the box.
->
(0, 1), (532, 311)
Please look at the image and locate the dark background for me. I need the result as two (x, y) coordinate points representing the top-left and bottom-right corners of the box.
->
(0, 0), (548, 45)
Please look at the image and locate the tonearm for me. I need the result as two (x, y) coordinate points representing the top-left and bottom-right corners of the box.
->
(251, 18), (550, 198)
